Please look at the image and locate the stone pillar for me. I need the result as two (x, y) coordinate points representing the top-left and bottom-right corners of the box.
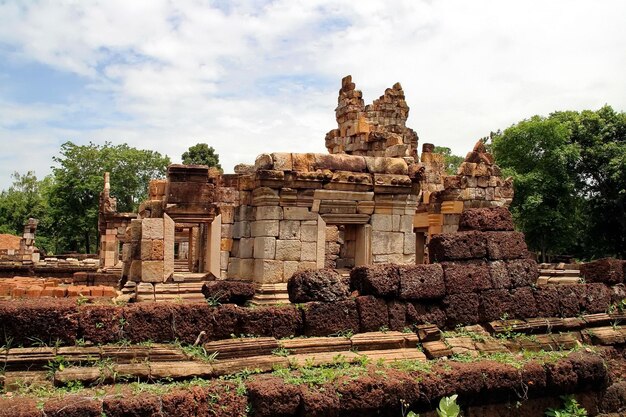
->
(354, 224), (372, 266)
(204, 215), (221, 278)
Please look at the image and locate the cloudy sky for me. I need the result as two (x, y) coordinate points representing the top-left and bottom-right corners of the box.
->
(0, 0), (625, 189)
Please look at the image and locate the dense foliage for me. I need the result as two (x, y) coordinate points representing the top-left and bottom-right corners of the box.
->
(181, 143), (221, 170)
(492, 105), (626, 260)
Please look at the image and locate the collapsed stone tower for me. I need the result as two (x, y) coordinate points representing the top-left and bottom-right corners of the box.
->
(325, 75), (419, 158)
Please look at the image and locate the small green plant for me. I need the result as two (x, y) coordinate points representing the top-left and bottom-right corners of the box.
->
(437, 394), (461, 417)
(545, 395), (587, 416)
(206, 291), (227, 307)
(95, 322), (104, 329)
(44, 355), (68, 382)
(74, 338), (86, 347)
(178, 343), (219, 363)
(379, 325), (389, 333)
(76, 294), (89, 306)
(330, 329), (354, 339)
(271, 347), (292, 357)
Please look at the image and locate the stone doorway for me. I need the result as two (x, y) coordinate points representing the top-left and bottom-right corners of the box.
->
(324, 223), (371, 271)
(415, 228), (428, 264)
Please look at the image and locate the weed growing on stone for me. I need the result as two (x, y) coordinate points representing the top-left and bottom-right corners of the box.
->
(545, 394), (587, 416)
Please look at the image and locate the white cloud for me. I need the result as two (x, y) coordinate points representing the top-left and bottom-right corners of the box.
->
(0, 0), (625, 189)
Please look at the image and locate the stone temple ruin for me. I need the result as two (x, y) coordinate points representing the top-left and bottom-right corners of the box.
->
(2, 76), (626, 416)
(100, 75), (514, 303)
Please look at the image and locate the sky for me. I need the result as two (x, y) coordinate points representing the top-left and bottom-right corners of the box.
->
(0, 0), (625, 190)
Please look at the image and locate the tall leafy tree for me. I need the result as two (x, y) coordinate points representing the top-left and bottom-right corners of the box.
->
(49, 141), (170, 253)
(492, 106), (626, 260)
(181, 143), (221, 170)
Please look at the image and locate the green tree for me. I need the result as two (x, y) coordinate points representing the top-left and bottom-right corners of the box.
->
(0, 172), (56, 253)
(492, 106), (626, 260)
(181, 143), (221, 170)
(433, 146), (464, 174)
(49, 141), (170, 253)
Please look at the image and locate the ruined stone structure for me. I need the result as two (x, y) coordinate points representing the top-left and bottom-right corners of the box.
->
(103, 76), (513, 303)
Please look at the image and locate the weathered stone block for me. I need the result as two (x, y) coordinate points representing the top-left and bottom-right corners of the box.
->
(487, 260), (511, 289)
(479, 289), (511, 322)
(429, 231), (487, 261)
(279, 220), (301, 240)
(288, 268), (350, 303)
(253, 259), (284, 283)
(142, 218), (164, 240)
(251, 220), (279, 237)
(233, 221), (251, 238)
(444, 293), (480, 326)
(484, 231), (529, 260)
(506, 258), (538, 288)
(275, 240), (302, 261)
(371, 231), (403, 255)
(283, 207), (317, 220)
(442, 261), (491, 294)
(398, 263), (445, 300)
(350, 264), (400, 298)
(142, 260), (165, 283)
(256, 206), (283, 220)
(239, 258), (254, 280)
(238, 237), (255, 258)
(301, 242), (317, 261)
(301, 224), (318, 242)
(356, 296), (389, 332)
(370, 214), (393, 232)
(253, 237), (276, 259)
(303, 299), (359, 336)
(580, 258), (625, 285)
(403, 231), (416, 254)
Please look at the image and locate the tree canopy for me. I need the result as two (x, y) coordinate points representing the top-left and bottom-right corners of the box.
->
(433, 146), (464, 175)
(492, 105), (626, 260)
(181, 143), (221, 170)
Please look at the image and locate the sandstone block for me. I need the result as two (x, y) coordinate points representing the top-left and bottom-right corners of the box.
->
(238, 237), (255, 258)
(283, 207), (317, 220)
(283, 261), (299, 281)
(275, 240), (302, 261)
(239, 259), (255, 280)
(301, 224), (318, 242)
(253, 259), (284, 284)
(142, 218), (164, 240)
(301, 242), (317, 261)
(251, 220), (279, 237)
(271, 152), (293, 171)
(142, 260), (165, 283)
(279, 220), (301, 240)
(254, 237), (276, 259)
(233, 221), (251, 238)
(371, 231), (403, 255)
(256, 206), (283, 220)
